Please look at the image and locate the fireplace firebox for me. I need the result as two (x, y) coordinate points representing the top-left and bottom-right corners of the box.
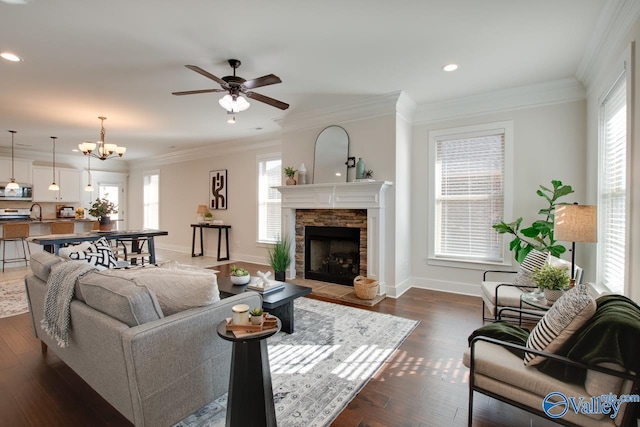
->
(304, 226), (360, 286)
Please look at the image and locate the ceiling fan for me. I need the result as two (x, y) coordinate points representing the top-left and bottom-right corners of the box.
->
(172, 59), (289, 112)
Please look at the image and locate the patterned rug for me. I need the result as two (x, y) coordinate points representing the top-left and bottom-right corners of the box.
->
(0, 279), (29, 319)
(176, 297), (418, 427)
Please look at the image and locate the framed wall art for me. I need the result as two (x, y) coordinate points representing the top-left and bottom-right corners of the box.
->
(210, 169), (227, 209)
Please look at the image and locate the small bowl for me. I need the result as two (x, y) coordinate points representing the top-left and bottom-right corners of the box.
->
(230, 274), (251, 285)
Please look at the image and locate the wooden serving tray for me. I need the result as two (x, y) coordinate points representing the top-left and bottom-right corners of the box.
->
(225, 313), (278, 333)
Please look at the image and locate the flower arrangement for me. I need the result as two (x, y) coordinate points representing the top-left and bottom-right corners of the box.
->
(88, 196), (118, 218)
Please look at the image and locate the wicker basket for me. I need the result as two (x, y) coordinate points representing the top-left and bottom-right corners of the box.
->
(353, 276), (379, 300)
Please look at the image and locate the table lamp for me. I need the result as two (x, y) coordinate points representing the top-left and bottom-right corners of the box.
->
(553, 204), (597, 285)
(196, 205), (208, 223)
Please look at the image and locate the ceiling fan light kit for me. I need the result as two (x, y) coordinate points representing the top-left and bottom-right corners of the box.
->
(78, 116), (126, 161)
(173, 58), (289, 120)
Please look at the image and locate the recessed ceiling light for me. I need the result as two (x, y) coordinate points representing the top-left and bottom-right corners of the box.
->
(1, 52), (23, 62)
(443, 63), (458, 72)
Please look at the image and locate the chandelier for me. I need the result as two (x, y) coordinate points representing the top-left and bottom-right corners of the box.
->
(78, 116), (126, 160)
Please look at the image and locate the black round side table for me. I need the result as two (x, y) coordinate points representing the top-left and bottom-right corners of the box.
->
(217, 317), (281, 427)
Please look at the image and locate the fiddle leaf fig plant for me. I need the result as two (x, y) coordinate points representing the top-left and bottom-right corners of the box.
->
(492, 180), (573, 263)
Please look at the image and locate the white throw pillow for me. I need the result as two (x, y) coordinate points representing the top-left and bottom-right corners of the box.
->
(65, 237), (117, 270)
(512, 250), (549, 290)
(524, 284), (596, 366)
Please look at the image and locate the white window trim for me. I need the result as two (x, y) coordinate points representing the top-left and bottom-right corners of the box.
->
(143, 169), (160, 230)
(596, 46), (632, 295)
(256, 152), (281, 245)
(427, 121), (514, 269)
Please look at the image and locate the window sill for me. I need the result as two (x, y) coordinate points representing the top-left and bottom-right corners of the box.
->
(427, 256), (512, 271)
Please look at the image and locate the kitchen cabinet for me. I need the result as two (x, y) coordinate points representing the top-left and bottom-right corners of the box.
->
(0, 157), (32, 184)
(32, 167), (81, 202)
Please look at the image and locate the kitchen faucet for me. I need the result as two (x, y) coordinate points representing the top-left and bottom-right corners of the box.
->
(30, 203), (42, 221)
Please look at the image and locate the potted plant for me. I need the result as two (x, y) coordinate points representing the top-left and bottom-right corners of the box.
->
(492, 180), (574, 263)
(532, 264), (570, 303)
(250, 307), (264, 325)
(229, 265), (251, 285)
(88, 196), (118, 231)
(203, 212), (213, 223)
(284, 166), (297, 185)
(268, 236), (291, 282)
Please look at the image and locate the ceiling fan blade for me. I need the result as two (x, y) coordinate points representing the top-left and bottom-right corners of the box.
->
(245, 91), (289, 110)
(172, 89), (225, 96)
(185, 65), (227, 86)
(242, 74), (282, 90)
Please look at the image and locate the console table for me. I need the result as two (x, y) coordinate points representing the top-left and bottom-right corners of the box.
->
(190, 223), (231, 261)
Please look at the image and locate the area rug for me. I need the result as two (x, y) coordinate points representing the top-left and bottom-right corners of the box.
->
(176, 297), (418, 427)
(0, 279), (29, 319)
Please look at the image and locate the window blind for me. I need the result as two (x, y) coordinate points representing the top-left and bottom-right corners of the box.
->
(258, 157), (281, 242)
(598, 74), (627, 294)
(435, 134), (505, 262)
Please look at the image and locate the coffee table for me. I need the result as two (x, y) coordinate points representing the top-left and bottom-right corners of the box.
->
(218, 277), (311, 333)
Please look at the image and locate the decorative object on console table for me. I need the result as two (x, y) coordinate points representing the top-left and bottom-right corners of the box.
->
(356, 157), (365, 179)
(196, 204), (208, 223)
(553, 203), (597, 287)
(268, 236), (291, 281)
(532, 264), (570, 304)
(284, 166), (297, 185)
(203, 212), (213, 223)
(210, 169), (227, 210)
(88, 196), (118, 231)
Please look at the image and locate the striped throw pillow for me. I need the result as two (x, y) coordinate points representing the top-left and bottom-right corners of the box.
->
(512, 250), (549, 290)
(524, 284), (596, 366)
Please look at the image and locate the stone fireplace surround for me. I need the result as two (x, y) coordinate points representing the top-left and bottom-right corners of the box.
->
(276, 181), (392, 294)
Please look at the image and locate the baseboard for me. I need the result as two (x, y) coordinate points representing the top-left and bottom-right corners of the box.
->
(386, 277), (481, 298)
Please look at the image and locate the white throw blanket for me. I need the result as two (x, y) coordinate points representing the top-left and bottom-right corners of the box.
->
(41, 261), (97, 347)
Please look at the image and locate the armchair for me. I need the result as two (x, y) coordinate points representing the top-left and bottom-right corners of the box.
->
(480, 258), (583, 322)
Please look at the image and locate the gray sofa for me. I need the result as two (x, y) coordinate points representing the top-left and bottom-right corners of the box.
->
(25, 251), (261, 427)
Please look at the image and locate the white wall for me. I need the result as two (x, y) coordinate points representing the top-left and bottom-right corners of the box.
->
(129, 138), (280, 264)
(408, 100), (587, 297)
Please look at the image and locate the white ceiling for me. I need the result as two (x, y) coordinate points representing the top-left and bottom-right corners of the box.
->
(0, 0), (607, 161)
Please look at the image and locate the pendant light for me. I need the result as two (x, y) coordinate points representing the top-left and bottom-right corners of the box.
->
(6, 130), (20, 191)
(85, 154), (94, 192)
(48, 136), (59, 191)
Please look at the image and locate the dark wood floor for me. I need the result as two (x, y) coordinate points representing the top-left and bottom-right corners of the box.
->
(0, 262), (558, 426)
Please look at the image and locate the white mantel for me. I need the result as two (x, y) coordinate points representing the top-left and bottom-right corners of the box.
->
(276, 181), (392, 293)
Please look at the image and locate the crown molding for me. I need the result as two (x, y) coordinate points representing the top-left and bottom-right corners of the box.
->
(396, 91), (417, 122)
(576, 0), (640, 88)
(277, 91), (407, 132)
(131, 133), (282, 169)
(413, 77), (586, 125)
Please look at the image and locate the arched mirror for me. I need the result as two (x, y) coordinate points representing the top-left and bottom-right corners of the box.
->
(313, 126), (349, 183)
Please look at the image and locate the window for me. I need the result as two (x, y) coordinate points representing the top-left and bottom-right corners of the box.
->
(428, 122), (513, 266)
(597, 72), (627, 294)
(143, 171), (159, 229)
(257, 154), (281, 243)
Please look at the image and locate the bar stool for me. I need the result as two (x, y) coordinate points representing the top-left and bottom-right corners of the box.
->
(115, 237), (152, 265)
(51, 221), (75, 234)
(1, 222), (31, 272)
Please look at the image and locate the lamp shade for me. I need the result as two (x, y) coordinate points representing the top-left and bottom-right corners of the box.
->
(196, 205), (208, 215)
(554, 204), (597, 243)
(218, 94), (250, 113)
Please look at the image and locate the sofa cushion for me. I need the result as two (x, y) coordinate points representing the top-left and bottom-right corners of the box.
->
(512, 249), (548, 290)
(61, 237), (117, 270)
(524, 284), (596, 366)
(110, 265), (220, 316)
(30, 251), (63, 282)
(79, 270), (164, 326)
